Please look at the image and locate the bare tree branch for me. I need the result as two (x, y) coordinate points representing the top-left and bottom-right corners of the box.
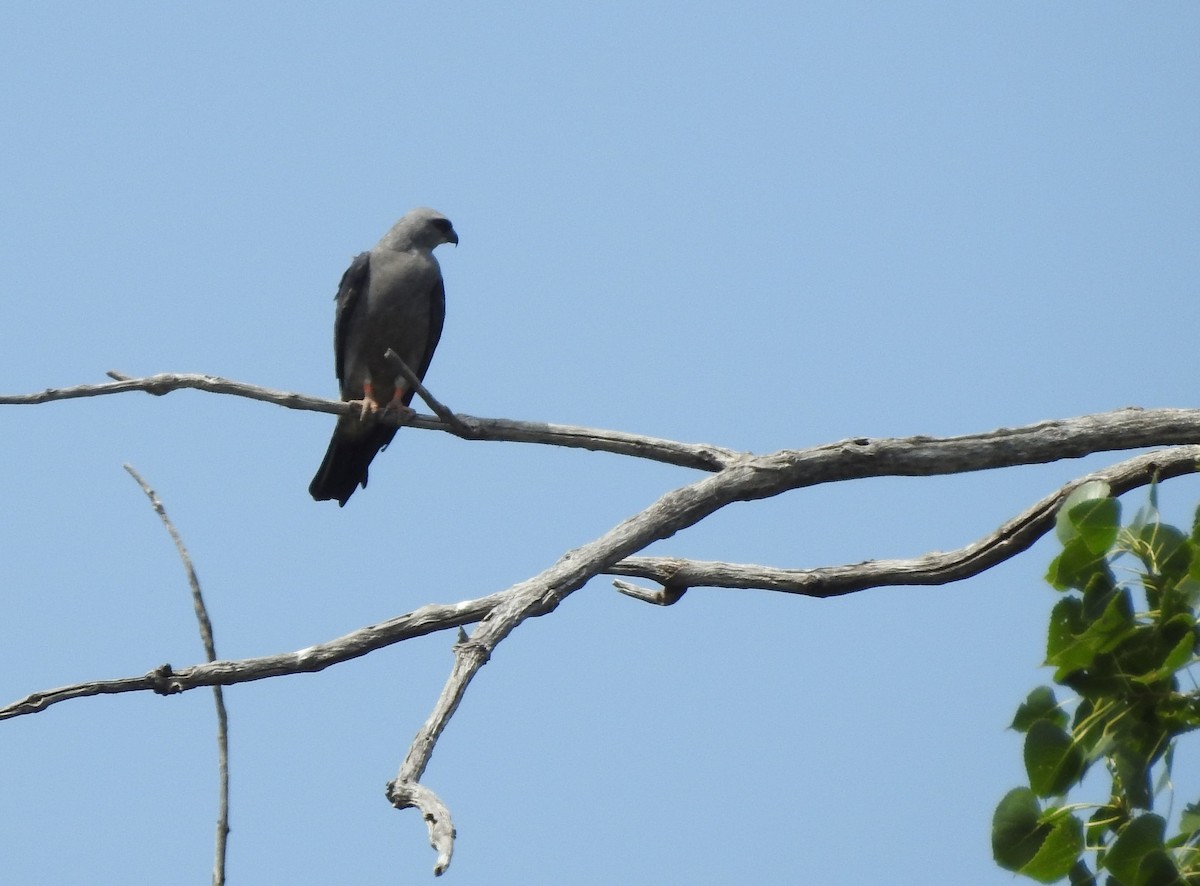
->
(123, 465), (231, 886)
(0, 592), (509, 720)
(608, 446), (1200, 599)
(386, 781), (456, 876)
(610, 579), (687, 605)
(8, 376), (1200, 478)
(10, 375), (1200, 873)
(0, 372), (735, 471)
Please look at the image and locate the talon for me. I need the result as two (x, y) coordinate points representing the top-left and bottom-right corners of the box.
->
(354, 398), (380, 421)
(382, 400), (416, 421)
(381, 384), (415, 421)
(350, 380), (385, 420)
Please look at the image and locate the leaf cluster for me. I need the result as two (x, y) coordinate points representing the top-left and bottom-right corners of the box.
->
(994, 482), (1200, 885)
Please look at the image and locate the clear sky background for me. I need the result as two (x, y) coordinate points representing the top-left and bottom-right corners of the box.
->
(1, 4), (1198, 884)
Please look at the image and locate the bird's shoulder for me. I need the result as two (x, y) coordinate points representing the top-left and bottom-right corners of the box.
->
(336, 251), (371, 304)
(334, 251), (372, 383)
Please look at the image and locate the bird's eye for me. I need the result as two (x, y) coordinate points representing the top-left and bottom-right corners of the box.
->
(430, 218), (452, 233)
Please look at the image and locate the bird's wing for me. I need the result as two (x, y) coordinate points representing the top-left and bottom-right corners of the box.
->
(333, 250), (371, 387)
(416, 277), (447, 382)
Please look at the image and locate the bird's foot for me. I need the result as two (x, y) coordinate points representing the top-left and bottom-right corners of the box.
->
(381, 400), (416, 422)
(349, 398), (381, 421)
(379, 382), (416, 422)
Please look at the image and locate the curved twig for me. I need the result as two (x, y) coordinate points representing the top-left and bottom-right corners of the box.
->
(124, 466), (230, 886)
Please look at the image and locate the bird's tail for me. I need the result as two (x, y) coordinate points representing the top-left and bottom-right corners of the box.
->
(308, 426), (395, 506)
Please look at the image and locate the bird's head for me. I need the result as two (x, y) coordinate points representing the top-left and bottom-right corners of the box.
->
(382, 207), (459, 251)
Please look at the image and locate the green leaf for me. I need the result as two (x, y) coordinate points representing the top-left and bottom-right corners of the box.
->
(1013, 686), (1066, 732)
(1104, 815), (1167, 885)
(1078, 587), (1135, 655)
(1176, 803), (1200, 841)
(1154, 745), (1176, 799)
(1087, 803), (1126, 841)
(1132, 499), (1162, 535)
(992, 789), (1084, 883)
(1047, 538), (1112, 593)
(1070, 859), (1099, 883)
(1130, 613), (1197, 684)
(1157, 524), (1193, 581)
(1071, 699), (1116, 763)
(1132, 849), (1185, 886)
(1174, 576), (1200, 610)
(1057, 481), (1115, 545)
(1112, 748), (1154, 811)
(1047, 597), (1095, 676)
(1190, 501), (1200, 545)
(1130, 523), (1193, 582)
(1067, 859), (1097, 885)
(1025, 719), (1085, 797)
(993, 788), (1047, 872)
(1072, 498), (1122, 555)
(1023, 814), (1086, 884)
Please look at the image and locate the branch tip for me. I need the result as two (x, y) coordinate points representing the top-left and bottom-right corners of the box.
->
(613, 579), (687, 605)
(383, 348), (477, 438)
(386, 780), (456, 875)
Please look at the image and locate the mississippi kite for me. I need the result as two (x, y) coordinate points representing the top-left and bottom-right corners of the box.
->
(309, 207), (458, 506)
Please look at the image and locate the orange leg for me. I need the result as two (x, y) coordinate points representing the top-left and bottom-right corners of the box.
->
(381, 383), (415, 420)
(350, 380), (385, 421)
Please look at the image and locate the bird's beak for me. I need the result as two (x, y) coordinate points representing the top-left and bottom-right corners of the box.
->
(447, 229), (460, 247)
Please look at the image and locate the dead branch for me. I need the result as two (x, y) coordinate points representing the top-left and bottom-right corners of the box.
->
(608, 446), (1200, 599)
(0, 592), (508, 719)
(8, 374), (1200, 874)
(386, 781), (455, 876)
(0, 372), (737, 471)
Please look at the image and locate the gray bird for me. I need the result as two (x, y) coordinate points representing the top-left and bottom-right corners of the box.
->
(309, 207), (458, 506)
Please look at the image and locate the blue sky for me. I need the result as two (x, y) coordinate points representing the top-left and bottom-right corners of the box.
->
(1, 4), (1198, 884)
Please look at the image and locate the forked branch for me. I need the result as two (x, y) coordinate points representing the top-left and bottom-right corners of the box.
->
(7, 373), (1200, 874)
(608, 447), (1200, 600)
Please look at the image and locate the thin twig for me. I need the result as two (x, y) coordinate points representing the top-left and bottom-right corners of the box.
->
(383, 348), (477, 438)
(123, 466), (229, 886)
